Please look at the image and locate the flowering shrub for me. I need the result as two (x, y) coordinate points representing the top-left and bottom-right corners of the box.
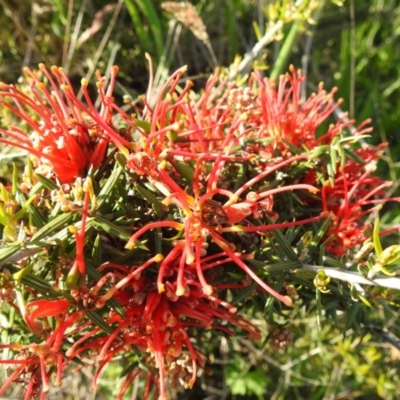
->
(0, 63), (399, 399)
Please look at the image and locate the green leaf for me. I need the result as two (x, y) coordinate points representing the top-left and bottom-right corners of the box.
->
(31, 213), (74, 241)
(97, 163), (124, 212)
(85, 309), (114, 334)
(32, 174), (59, 191)
(116, 202), (141, 219)
(230, 282), (258, 305)
(323, 256), (346, 268)
(248, 258), (300, 272)
(270, 21), (303, 81)
(339, 134), (371, 144)
(373, 218), (382, 256)
(123, 0), (163, 58)
(310, 145), (331, 158)
(14, 190), (44, 228)
(133, 119), (151, 133)
(316, 288), (322, 330)
(227, 367), (268, 397)
(264, 273), (285, 312)
(92, 216), (131, 241)
(134, 183), (164, 218)
(11, 263), (33, 281)
(170, 160), (194, 183)
(343, 148), (366, 164)
(327, 161), (335, 186)
(92, 234), (102, 267)
(292, 271), (316, 284)
(51, 0), (67, 24)
(233, 162), (247, 192)
(7, 264), (72, 299)
(92, 216), (148, 251)
(307, 216), (332, 257)
(330, 143), (338, 175)
(0, 243), (23, 266)
(47, 218), (93, 242)
(281, 138), (303, 154)
(265, 218), (298, 261)
(345, 303), (362, 331)
(115, 152), (127, 169)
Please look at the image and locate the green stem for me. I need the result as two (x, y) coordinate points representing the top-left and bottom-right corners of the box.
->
(270, 20), (303, 81)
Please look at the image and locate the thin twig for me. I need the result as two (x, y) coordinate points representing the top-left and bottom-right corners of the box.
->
(301, 264), (400, 290)
(0, 247), (43, 269)
(228, 20), (284, 80)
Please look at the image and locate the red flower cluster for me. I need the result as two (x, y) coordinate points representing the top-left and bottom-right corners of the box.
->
(0, 64), (396, 399)
(0, 64), (130, 184)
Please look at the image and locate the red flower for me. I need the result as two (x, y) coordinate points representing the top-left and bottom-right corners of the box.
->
(0, 298), (82, 399)
(320, 145), (399, 254)
(1, 62), (397, 400)
(66, 263), (262, 400)
(248, 67), (368, 156)
(0, 65), (130, 184)
(125, 154), (322, 306)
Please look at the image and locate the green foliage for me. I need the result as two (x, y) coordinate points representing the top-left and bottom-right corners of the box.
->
(123, 0), (163, 58)
(227, 366), (268, 398)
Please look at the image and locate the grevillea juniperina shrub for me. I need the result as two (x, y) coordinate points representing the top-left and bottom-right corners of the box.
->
(0, 62), (399, 399)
